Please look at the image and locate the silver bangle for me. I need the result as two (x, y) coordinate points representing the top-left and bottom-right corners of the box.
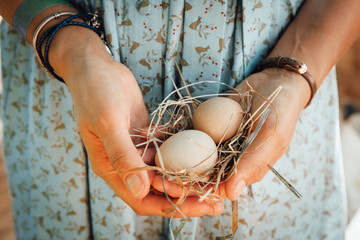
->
(32, 11), (77, 49)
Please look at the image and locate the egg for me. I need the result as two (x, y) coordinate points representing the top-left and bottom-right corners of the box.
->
(155, 130), (217, 176)
(193, 97), (243, 143)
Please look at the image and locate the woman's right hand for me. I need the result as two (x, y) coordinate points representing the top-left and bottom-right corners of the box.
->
(47, 26), (223, 217)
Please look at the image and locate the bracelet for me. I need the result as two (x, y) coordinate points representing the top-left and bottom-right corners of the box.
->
(13, 0), (74, 40)
(35, 13), (111, 83)
(256, 56), (317, 108)
(32, 11), (77, 49)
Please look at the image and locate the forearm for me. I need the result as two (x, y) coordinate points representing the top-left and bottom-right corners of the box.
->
(269, 0), (360, 88)
(26, 4), (78, 44)
(48, 25), (114, 88)
(0, 0), (111, 87)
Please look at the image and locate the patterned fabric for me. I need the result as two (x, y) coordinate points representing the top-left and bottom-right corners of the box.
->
(0, 0), (346, 239)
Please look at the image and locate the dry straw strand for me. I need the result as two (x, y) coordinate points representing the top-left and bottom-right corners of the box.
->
(116, 69), (303, 239)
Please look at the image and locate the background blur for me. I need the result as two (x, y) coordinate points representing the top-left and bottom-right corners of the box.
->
(337, 37), (360, 240)
(0, 18), (359, 239)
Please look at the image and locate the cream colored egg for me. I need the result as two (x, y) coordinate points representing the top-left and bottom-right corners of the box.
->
(193, 97), (243, 143)
(155, 130), (217, 176)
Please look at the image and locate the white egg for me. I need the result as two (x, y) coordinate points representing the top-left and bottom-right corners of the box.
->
(193, 97), (243, 143)
(155, 130), (217, 176)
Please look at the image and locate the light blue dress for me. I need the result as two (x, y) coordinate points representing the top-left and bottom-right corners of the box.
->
(0, 0), (346, 239)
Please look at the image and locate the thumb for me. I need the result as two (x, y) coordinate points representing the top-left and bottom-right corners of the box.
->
(101, 126), (150, 199)
(225, 129), (282, 201)
(82, 114), (150, 199)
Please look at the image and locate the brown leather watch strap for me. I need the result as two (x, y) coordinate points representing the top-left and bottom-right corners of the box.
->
(257, 56), (317, 108)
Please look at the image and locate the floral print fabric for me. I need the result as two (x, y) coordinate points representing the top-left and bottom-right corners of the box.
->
(0, 0), (346, 239)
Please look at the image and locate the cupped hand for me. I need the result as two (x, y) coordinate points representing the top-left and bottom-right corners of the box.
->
(137, 126), (226, 201)
(225, 68), (311, 201)
(49, 27), (223, 217)
(151, 173), (226, 201)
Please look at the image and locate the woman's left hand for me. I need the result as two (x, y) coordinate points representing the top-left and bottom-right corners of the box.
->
(225, 68), (311, 201)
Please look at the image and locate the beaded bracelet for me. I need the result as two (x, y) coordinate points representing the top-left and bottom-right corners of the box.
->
(35, 13), (112, 83)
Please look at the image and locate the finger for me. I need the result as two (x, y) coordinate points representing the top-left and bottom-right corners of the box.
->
(143, 195), (224, 218)
(225, 134), (281, 201)
(245, 85), (299, 152)
(225, 109), (280, 201)
(82, 130), (120, 177)
(96, 118), (150, 199)
(105, 171), (224, 217)
(225, 88), (299, 201)
(151, 174), (198, 198)
(224, 74), (303, 201)
(137, 147), (156, 165)
(151, 173), (226, 200)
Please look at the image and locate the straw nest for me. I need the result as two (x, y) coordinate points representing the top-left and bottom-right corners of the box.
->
(128, 70), (282, 239)
(132, 75), (281, 203)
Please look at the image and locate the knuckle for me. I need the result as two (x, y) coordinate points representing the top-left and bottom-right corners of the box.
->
(247, 160), (265, 183)
(109, 151), (127, 170)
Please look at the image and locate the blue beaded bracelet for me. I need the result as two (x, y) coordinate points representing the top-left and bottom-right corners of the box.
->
(35, 13), (111, 83)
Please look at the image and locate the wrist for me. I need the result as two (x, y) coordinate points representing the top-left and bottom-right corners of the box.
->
(47, 24), (114, 84)
(257, 57), (317, 108)
(260, 68), (311, 109)
(27, 4), (78, 44)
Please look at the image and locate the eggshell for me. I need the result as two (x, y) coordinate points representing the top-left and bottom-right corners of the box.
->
(193, 97), (243, 143)
(155, 130), (217, 176)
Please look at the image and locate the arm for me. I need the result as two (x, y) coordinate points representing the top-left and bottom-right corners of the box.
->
(226, 0), (360, 200)
(271, 0), (360, 85)
(0, 0), (78, 43)
(0, 1), (222, 217)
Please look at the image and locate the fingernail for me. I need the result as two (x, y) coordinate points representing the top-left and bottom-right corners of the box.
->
(126, 174), (144, 197)
(233, 180), (246, 199)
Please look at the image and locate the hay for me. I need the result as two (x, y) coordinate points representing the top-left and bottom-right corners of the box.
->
(121, 68), (301, 239)
(127, 74), (279, 238)
(134, 78), (280, 194)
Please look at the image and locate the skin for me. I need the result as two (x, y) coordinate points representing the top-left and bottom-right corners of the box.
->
(0, 1), (224, 217)
(0, 0), (360, 216)
(225, 0), (360, 200)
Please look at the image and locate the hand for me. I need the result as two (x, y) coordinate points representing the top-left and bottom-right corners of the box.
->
(151, 173), (226, 201)
(225, 68), (311, 200)
(48, 26), (223, 217)
(139, 126), (226, 203)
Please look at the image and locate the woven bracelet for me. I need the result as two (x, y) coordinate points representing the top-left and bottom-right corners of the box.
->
(35, 13), (111, 83)
(32, 12), (77, 49)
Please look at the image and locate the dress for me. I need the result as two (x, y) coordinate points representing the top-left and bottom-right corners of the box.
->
(0, 0), (347, 239)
